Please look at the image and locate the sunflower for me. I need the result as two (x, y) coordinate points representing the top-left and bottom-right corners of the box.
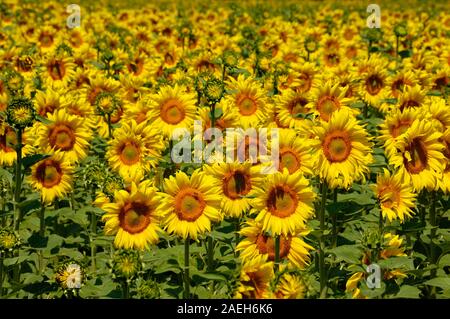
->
(307, 80), (354, 122)
(379, 108), (424, 158)
(157, 170), (222, 240)
(234, 255), (274, 299)
(204, 162), (260, 218)
(274, 89), (312, 129)
(359, 66), (388, 108)
(312, 109), (373, 189)
(277, 129), (314, 175)
(437, 128), (450, 193)
(0, 121), (33, 166)
(388, 119), (446, 191)
(237, 219), (314, 269)
(252, 169), (315, 236)
(397, 85), (426, 112)
(102, 181), (162, 250)
(106, 120), (165, 183)
(291, 62), (317, 93)
(426, 97), (450, 132)
(373, 169), (417, 223)
(41, 53), (76, 88)
(225, 75), (269, 128)
(345, 272), (366, 299)
(147, 85), (197, 139)
(35, 108), (91, 163)
(386, 70), (418, 99)
(34, 88), (69, 117)
(29, 151), (73, 204)
(274, 272), (306, 299)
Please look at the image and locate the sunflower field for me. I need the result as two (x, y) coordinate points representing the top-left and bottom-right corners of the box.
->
(0, 0), (449, 300)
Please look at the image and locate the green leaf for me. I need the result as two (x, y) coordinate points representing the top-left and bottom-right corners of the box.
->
(438, 254), (450, 267)
(22, 154), (51, 169)
(377, 256), (414, 270)
(328, 245), (362, 264)
(398, 50), (412, 58)
(395, 285), (421, 298)
(35, 115), (53, 125)
(192, 272), (227, 282)
(425, 277), (450, 290)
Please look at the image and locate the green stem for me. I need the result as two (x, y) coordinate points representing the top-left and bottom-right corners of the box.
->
(1, 197), (5, 227)
(396, 35), (399, 58)
(379, 206), (384, 235)
(38, 202), (45, 275)
(122, 280), (130, 299)
(234, 218), (240, 257)
(90, 212), (97, 274)
(331, 188), (338, 248)
(429, 191), (437, 298)
(0, 252), (4, 298)
(221, 64), (226, 83)
(274, 235), (280, 271)
(319, 181), (328, 298)
(13, 128), (23, 231)
(210, 102), (216, 129)
(207, 235), (214, 271)
(184, 239), (190, 299)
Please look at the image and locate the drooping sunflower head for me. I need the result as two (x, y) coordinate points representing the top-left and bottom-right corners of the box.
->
(397, 85), (426, 112)
(313, 109), (373, 189)
(234, 255), (274, 299)
(6, 97), (36, 129)
(274, 272), (307, 299)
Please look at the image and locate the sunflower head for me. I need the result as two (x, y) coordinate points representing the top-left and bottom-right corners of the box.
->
(55, 261), (85, 290)
(304, 37), (318, 53)
(3, 69), (24, 94)
(110, 249), (142, 281)
(101, 173), (125, 200)
(6, 97), (36, 129)
(79, 160), (108, 189)
(394, 23), (408, 37)
(204, 78), (224, 104)
(222, 50), (239, 68)
(95, 92), (120, 116)
(136, 278), (161, 299)
(0, 228), (21, 253)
